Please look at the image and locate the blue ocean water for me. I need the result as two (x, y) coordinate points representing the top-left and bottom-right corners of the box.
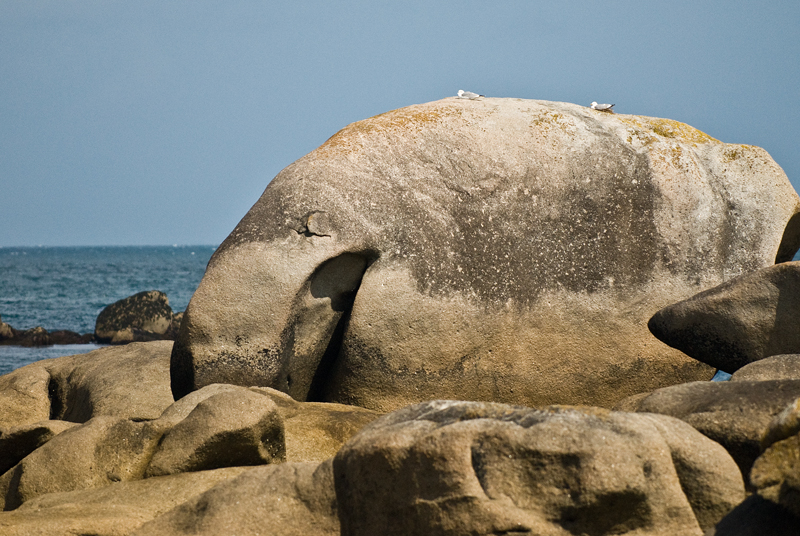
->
(0, 245), (216, 374)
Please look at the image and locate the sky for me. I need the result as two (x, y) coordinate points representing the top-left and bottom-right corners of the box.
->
(1, 1), (799, 247)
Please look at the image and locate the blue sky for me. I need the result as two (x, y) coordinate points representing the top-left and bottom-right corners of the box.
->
(2, 1), (799, 246)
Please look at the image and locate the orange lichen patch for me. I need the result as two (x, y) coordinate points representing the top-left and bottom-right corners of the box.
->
(316, 104), (463, 158)
(620, 116), (719, 146)
(722, 144), (758, 162)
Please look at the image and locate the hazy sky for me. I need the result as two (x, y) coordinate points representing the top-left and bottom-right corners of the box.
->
(2, 1), (799, 246)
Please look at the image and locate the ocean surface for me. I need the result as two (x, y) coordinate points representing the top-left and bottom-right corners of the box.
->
(0, 245), (216, 375)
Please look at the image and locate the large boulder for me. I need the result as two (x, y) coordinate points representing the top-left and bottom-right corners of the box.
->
(649, 261), (800, 373)
(0, 420), (77, 475)
(0, 467), (246, 536)
(333, 401), (744, 536)
(0, 341), (175, 429)
(171, 97), (800, 411)
(133, 461), (339, 536)
(614, 380), (800, 482)
(95, 290), (175, 344)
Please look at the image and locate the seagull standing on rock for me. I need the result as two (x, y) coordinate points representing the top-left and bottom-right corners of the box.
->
(457, 90), (485, 100)
(590, 102), (615, 113)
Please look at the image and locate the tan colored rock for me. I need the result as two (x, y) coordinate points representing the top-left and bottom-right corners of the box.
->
(750, 433), (800, 518)
(649, 262), (800, 373)
(730, 354), (800, 382)
(171, 97), (800, 412)
(0, 315), (13, 340)
(0, 342), (175, 430)
(95, 290), (174, 343)
(145, 389), (285, 477)
(333, 401), (743, 535)
(0, 416), (162, 510)
(614, 380), (800, 482)
(133, 461), (339, 536)
(0, 420), (77, 475)
(0, 467), (246, 536)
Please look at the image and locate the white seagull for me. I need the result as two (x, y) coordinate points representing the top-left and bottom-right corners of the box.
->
(457, 90), (485, 100)
(590, 102), (615, 113)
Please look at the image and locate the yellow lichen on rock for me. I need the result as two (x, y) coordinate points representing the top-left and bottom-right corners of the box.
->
(620, 116), (719, 146)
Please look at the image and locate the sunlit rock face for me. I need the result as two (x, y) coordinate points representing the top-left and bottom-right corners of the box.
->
(170, 97), (800, 412)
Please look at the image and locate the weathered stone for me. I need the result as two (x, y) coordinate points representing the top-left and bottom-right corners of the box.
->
(750, 433), (800, 518)
(144, 389), (285, 477)
(731, 354), (800, 382)
(706, 494), (800, 536)
(649, 262), (800, 373)
(614, 380), (800, 482)
(171, 97), (800, 412)
(133, 461), (339, 536)
(0, 420), (77, 475)
(0, 416), (163, 510)
(0, 341), (175, 430)
(334, 401), (743, 535)
(0, 467), (246, 536)
(251, 386), (381, 463)
(95, 290), (174, 344)
(0, 315), (14, 340)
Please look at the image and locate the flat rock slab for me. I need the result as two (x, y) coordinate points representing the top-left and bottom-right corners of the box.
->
(133, 461), (339, 536)
(0, 467), (246, 536)
(614, 379), (800, 483)
(649, 262), (800, 373)
(334, 400), (743, 536)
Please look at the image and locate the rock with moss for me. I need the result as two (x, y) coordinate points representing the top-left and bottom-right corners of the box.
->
(95, 290), (174, 344)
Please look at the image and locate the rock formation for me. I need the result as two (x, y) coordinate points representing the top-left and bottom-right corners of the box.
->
(95, 290), (176, 344)
(170, 97), (800, 411)
(649, 261), (800, 373)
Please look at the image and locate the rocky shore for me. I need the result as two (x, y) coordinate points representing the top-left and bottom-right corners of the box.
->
(0, 290), (183, 347)
(2, 98), (800, 535)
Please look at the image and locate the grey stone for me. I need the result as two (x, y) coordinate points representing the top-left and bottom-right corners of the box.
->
(334, 401), (744, 535)
(649, 262), (800, 373)
(731, 354), (800, 382)
(614, 380), (800, 483)
(171, 97), (800, 412)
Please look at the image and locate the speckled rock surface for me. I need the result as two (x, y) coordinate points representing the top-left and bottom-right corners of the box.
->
(731, 354), (800, 382)
(171, 97), (800, 412)
(333, 400), (743, 536)
(649, 262), (800, 373)
(95, 290), (174, 343)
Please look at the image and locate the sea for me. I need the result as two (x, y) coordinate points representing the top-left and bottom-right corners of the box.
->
(0, 245), (217, 375)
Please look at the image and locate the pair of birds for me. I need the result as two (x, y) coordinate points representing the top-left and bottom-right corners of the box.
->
(457, 90), (615, 113)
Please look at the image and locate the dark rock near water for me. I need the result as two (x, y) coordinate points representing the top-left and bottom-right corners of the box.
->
(649, 261), (800, 373)
(0, 314), (93, 347)
(95, 290), (175, 344)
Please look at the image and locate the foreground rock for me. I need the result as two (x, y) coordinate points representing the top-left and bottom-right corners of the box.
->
(133, 461), (339, 536)
(0, 341), (175, 429)
(95, 290), (176, 344)
(0, 467), (246, 536)
(614, 380), (800, 482)
(334, 401), (744, 535)
(172, 97), (800, 412)
(649, 262), (800, 373)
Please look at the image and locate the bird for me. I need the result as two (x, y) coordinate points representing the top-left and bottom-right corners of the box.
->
(590, 102), (615, 113)
(457, 90), (485, 100)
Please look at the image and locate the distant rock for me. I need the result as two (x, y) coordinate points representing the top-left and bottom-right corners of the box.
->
(95, 290), (175, 344)
(0, 315), (13, 340)
(649, 261), (800, 373)
(0, 315), (93, 347)
(334, 400), (744, 535)
(731, 354), (800, 382)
